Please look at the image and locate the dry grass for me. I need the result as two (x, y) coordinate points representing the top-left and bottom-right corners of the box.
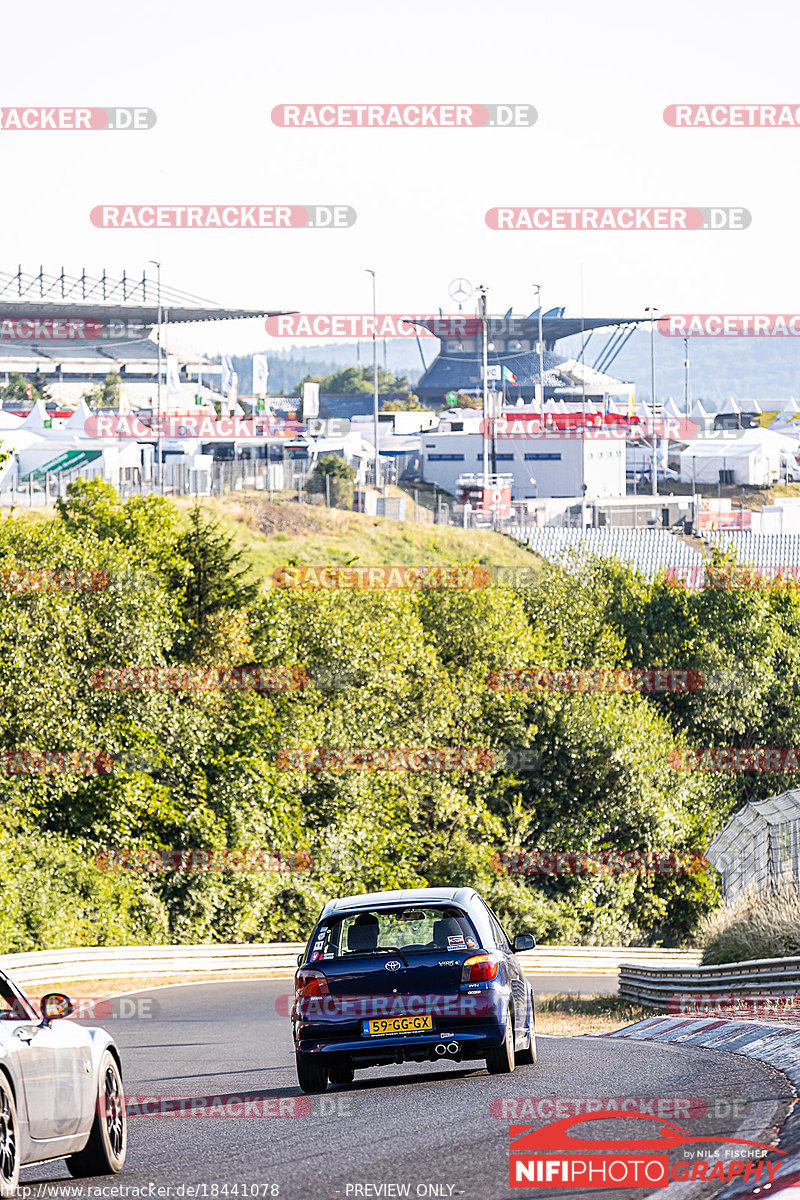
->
(701, 883), (800, 964)
(534, 994), (649, 1037)
(170, 495), (541, 585)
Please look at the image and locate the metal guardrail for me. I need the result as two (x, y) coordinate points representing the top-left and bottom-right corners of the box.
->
(0, 943), (702, 989)
(0, 943), (306, 985)
(619, 956), (800, 1009)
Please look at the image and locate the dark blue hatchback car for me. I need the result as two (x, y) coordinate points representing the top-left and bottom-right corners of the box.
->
(292, 886), (537, 1093)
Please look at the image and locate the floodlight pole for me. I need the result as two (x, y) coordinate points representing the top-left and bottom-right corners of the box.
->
(479, 284), (489, 488)
(533, 283), (544, 419)
(150, 259), (163, 492)
(645, 306), (658, 496)
(365, 269), (380, 488)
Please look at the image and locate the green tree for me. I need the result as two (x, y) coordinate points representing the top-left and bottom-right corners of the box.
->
(0, 370), (50, 405)
(297, 365), (414, 398)
(84, 370), (122, 407)
(170, 504), (259, 656)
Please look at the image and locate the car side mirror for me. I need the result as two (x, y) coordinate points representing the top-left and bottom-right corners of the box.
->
(40, 993), (74, 1023)
(297, 954), (303, 966)
(513, 934), (536, 953)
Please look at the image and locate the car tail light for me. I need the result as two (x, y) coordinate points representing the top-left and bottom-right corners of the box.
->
(461, 953), (500, 983)
(295, 967), (330, 998)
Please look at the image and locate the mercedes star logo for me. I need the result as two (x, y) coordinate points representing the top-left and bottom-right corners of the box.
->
(449, 277), (473, 304)
(384, 960), (403, 971)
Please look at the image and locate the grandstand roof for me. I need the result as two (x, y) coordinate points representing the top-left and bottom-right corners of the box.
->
(411, 314), (646, 343)
(0, 301), (281, 323)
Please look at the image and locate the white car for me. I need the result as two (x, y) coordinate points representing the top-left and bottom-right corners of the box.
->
(0, 968), (126, 1195)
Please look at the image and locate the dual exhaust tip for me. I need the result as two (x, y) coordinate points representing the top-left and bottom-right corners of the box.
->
(435, 1041), (460, 1056)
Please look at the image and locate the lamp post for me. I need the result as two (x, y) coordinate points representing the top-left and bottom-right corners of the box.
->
(149, 260), (162, 492)
(479, 284), (489, 487)
(645, 305), (658, 496)
(532, 283), (545, 418)
(365, 269), (380, 488)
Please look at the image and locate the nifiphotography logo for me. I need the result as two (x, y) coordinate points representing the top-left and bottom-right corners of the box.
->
(507, 1111), (783, 1189)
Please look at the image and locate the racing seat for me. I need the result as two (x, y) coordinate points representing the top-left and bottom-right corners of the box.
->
(347, 913), (379, 952)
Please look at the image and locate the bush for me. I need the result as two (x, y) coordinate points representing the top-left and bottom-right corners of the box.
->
(700, 884), (800, 963)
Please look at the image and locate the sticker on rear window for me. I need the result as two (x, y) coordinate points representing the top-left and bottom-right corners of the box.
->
(447, 935), (467, 949)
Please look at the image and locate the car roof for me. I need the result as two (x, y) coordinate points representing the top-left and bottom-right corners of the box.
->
(320, 886), (478, 919)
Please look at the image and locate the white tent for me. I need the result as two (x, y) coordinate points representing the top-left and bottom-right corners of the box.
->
(679, 429), (794, 486)
(689, 400), (712, 434)
(719, 395), (742, 415)
(62, 397), (94, 434)
(19, 398), (53, 435)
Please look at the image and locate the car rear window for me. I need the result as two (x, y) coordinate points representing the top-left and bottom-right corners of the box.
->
(307, 905), (480, 961)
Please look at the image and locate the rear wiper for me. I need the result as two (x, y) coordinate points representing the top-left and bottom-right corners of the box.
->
(348, 947), (409, 966)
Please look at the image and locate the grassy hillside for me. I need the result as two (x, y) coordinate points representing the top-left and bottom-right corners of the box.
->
(169, 496), (541, 583)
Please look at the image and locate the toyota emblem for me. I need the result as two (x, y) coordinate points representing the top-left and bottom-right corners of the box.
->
(384, 960), (403, 971)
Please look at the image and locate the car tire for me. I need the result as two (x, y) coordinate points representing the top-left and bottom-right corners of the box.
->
(328, 1062), (354, 1087)
(485, 1006), (515, 1075)
(296, 1053), (329, 1094)
(0, 1076), (20, 1198)
(517, 992), (537, 1065)
(67, 1050), (127, 1177)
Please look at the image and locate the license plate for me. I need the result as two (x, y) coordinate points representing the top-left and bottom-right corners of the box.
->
(362, 1015), (434, 1037)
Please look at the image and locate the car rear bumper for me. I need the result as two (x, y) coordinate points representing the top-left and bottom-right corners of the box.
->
(295, 1022), (506, 1063)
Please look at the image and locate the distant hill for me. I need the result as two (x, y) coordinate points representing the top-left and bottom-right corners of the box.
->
(237, 332), (800, 407)
(558, 330), (800, 408)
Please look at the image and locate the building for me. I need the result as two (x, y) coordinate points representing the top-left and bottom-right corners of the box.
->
(0, 265), (287, 411)
(420, 410), (625, 500)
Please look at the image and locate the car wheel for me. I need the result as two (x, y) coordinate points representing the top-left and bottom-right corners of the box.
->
(296, 1052), (328, 1094)
(0, 1076), (20, 1198)
(328, 1062), (354, 1087)
(485, 1006), (516, 1075)
(67, 1050), (127, 1177)
(517, 992), (537, 1065)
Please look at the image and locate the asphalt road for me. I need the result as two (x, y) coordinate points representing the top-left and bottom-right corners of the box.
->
(22, 980), (795, 1200)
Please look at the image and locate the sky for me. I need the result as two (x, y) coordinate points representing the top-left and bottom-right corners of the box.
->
(1, 0), (798, 357)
